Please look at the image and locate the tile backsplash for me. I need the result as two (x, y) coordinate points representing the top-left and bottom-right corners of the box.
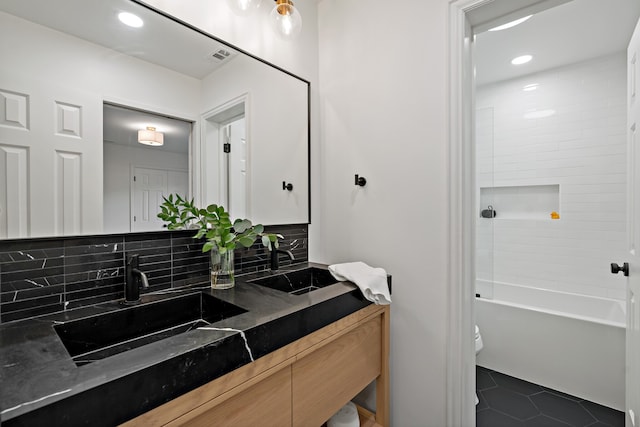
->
(0, 224), (308, 323)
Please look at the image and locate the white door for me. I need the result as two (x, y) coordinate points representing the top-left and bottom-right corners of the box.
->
(0, 74), (103, 238)
(132, 167), (188, 232)
(626, 17), (640, 427)
(132, 167), (167, 232)
(227, 118), (247, 219)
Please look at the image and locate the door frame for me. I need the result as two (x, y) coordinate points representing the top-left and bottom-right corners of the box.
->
(448, 1), (480, 425)
(447, 0), (568, 424)
(201, 93), (251, 217)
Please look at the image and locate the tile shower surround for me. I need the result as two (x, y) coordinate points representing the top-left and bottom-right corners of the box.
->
(0, 224), (308, 323)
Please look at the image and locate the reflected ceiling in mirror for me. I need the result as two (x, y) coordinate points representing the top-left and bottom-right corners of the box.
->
(0, 0), (236, 79)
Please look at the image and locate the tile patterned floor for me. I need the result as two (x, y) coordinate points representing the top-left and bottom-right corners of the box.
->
(476, 366), (624, 427)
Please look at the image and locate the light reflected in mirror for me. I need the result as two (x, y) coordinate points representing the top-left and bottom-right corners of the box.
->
(0, 0), (309, 240)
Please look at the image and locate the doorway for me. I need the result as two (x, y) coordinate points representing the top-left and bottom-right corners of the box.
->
(103, 103), (191, 233)
(448, 0), (640, 425)
(202, 94), (250, 220)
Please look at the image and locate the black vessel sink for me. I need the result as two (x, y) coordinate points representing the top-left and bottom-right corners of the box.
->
(54, 293), (247, 366)
(249, 267), (339, 295)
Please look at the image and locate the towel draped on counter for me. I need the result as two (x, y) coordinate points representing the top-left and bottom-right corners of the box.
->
(328, 262), (391, 305)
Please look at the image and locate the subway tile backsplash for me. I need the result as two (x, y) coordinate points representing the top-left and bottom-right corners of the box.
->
(0, 224), (308, 323)
(475, 52), (627, 300)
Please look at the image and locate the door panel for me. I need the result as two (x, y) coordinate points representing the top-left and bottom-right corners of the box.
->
(0, 73), (103, 238)
(133, 167), (167, 232)
(627, 17), (640, 427)
(132, 167), (188, 232)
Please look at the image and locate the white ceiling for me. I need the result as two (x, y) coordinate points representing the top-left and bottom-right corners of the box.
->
(103, 104), (191, 154)
(474, 0), (640, 86)
(0, 0), (235, 79)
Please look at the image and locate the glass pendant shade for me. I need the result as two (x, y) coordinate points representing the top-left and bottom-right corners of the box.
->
(138, 127), (164, 146)
(270, 0), (302, 40)
(227, 0), (262, 16)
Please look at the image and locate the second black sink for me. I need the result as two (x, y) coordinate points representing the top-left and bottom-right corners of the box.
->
(54, 292), (247, 366)
(249, 267), (339, 295)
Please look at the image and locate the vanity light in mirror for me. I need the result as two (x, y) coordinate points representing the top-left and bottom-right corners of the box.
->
(488, 15), (532, 31)
(138, 127), (164, 146)
(511, 55), (533, 65)
(271, 0), (302, 39)
(227, 0), (262, 16)
(118, 12), (143, 28)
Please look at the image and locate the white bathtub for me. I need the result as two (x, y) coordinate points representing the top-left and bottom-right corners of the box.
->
(475, 280), (626, 410)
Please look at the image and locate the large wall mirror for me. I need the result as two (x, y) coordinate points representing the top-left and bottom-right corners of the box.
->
(0, 0), (310, 239)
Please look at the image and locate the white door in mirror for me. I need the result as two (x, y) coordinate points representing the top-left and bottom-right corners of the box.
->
(0, 76), (103, 238)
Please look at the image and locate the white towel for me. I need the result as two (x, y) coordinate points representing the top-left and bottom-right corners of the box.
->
(328, 262), (391, 305)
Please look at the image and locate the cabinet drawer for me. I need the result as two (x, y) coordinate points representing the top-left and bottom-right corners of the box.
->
(171, 366), (292, 427)
(292, 316), (382, 427)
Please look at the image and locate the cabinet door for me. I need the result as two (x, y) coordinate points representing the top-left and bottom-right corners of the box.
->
(171, 366), (292, 427)
(292, 317), (382, 427)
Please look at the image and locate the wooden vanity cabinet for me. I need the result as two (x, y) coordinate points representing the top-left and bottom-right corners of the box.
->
(122, 304), (390, 427)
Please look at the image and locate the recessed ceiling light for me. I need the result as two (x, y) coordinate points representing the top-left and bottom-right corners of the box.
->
(118, 12), (143, 28)
(511, 55), (532, 65)
(523, 83), (539, 91)
(488, 15), (532, 32)
(523, 109), (555, 119)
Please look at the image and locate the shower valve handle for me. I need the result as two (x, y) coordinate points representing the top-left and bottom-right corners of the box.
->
(610, 262), (629, 277)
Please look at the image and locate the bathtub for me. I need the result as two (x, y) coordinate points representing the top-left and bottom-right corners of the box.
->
(475, 280), (626, 410)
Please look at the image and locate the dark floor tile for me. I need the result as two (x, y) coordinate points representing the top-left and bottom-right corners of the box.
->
(490, 370), (544, 396)
(477, 408), (525, 427)
(484, 387), (540, 420)
(477, 365), (497, 390)
(580, 401), (624, 427)
(542, 387), (586, 403)
(523, 415), (572, 427)
(477, 390), (489, 410)
(530, 392), (596, 427)
(585, 423), (615, 427)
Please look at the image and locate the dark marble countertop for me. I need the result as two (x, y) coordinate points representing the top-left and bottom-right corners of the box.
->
(0, 262), (380, 426)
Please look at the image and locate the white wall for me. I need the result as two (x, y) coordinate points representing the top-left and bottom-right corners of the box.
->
(476, 53), (628, 301)
(317, 0), (450, 425)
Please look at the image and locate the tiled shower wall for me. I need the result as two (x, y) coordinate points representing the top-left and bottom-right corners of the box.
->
(0, 224), (308, 323)
(476, 52), (628, 300)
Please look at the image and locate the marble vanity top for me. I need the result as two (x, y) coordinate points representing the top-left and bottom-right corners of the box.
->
(0, 262), (380, 426)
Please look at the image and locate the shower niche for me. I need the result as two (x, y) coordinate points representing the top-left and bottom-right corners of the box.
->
(479, 184), (559, 220)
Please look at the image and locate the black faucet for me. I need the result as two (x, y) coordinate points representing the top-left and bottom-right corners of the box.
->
(124, 254), (149, 304)
(270, 248), (295, 272)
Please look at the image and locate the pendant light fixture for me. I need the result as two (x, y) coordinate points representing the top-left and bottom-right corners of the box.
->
(138, 126), (164, 146)
(270, 0), (302, 40)
(227, 0), (262, 16)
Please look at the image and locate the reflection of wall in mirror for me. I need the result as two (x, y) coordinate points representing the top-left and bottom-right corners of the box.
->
(0, 11), (200, 238)
(201, 55), (309, 225)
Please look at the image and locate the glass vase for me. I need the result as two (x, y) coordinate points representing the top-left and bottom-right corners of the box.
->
(210, 248), (235, 289)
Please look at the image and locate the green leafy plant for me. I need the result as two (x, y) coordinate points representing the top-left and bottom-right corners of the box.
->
(157, 194), (282, 254)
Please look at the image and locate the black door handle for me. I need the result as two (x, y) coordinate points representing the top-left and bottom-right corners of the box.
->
(610, 262), (629, 277)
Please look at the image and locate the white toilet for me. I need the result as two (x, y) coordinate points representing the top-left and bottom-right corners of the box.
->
(475, 325), (483, 405)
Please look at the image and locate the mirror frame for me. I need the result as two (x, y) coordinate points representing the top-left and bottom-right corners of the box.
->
(131, 0), (312, 225)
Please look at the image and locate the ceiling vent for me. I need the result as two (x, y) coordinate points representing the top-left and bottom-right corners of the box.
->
(211, 48), (235, 62)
